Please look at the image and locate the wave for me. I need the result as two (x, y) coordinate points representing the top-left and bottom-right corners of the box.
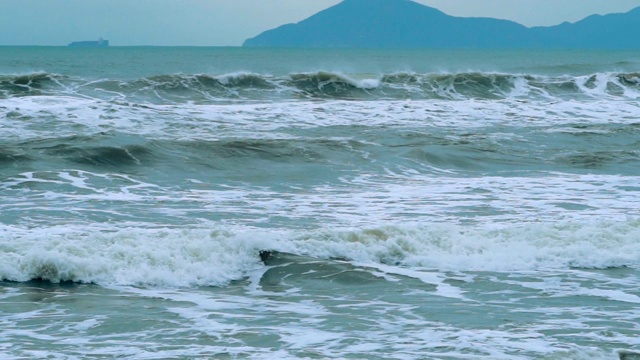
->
(41, 144), (153, 167)
(0, 72), (67, 97)
(2, 71), (639, 102)
(0, 147), (34, 164)
(2, 219), (639, 287)
(4, 125), (639, 175)
(288, 71), (381, 99)
(2, 136), (365, 171)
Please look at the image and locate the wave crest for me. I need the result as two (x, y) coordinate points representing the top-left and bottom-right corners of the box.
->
(2, 71), (639, 102)
(2, 219), (639, 287)
(288, 71), (380, 99)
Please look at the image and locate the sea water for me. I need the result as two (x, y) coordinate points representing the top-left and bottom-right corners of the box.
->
(1, 47), (640, 359)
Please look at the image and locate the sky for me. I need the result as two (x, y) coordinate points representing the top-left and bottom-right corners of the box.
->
(1, 0), (639, 46)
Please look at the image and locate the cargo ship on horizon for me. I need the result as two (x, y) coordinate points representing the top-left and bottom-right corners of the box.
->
(68, 37), (109, 47)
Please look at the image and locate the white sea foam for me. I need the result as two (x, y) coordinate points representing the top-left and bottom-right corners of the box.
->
(0, 225), (267, 286)
(1, 218), (639, 287)
(355, 77), (381, 89)
(99, 283), (633, 360)
(3, 94), (639, 143)
(8, 170), (634, 229)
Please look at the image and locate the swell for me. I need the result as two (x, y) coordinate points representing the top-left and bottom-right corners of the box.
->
(2, 135), (155, 169)
(43, 144), (153, 167)
(4, 125), (640, 174)
(2, 71), (639, 101)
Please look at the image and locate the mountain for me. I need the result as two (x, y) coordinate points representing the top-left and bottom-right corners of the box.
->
(530, 6), (640, 49)
(243, 0), (640, 49)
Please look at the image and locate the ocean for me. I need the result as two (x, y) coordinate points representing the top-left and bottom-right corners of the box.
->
(1, 46), (639, 359)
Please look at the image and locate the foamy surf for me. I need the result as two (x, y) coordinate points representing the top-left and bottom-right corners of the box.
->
(2, 220), (639, 286)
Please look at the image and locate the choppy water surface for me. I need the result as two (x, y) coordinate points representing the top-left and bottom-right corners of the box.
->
(1, 47), (640, 359)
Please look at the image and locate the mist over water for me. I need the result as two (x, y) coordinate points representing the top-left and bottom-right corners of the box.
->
(1, 47), (640, 359)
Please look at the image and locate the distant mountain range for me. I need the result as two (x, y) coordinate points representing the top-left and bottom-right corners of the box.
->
(243, 0), (640, 49)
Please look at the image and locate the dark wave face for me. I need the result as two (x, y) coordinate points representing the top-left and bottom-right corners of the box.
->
(0, 73), (66, 97)
(4, 120), (639, 187)
(2, 70), (639, 103)
(287, 71), (380, 99)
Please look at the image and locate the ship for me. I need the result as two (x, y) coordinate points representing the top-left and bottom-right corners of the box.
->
(68, 37), (109, 47)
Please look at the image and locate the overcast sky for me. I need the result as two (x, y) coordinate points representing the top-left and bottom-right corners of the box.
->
(1, 0), (639, 46)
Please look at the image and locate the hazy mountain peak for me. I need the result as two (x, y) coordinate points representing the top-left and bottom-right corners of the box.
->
(243, 0), (640, 49)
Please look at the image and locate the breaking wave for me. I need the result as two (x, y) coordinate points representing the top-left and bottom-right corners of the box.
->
(2, 71), (639, 102)
(2, 220), (639, 287)
(0, 72), (67, 97)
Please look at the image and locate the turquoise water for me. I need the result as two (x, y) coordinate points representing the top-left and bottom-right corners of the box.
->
(1, 47), (640, 359)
